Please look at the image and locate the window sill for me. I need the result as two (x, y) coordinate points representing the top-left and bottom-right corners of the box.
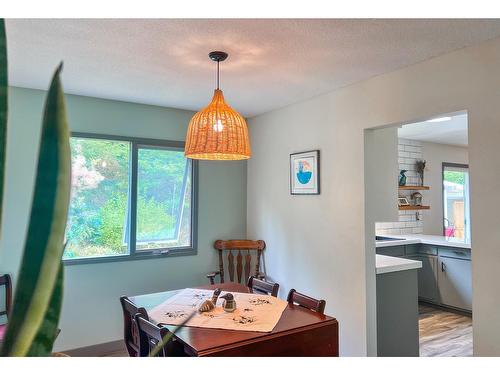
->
(62, 247), (197, 266)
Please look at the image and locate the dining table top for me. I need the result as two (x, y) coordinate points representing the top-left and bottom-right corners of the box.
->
(130, 282), (338, 356)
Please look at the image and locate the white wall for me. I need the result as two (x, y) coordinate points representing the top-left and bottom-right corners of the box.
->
(0, 87), (247, 351)
(247, 36), (500, 356)
(422, 141), (469, 235)
(364, 127), (399, 224)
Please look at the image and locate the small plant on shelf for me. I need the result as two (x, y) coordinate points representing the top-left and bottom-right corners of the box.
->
(415, 160), (426, 186)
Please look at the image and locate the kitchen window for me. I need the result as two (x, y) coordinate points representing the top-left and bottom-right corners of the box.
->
(442, 163), (470, 241)
(64, 133), (197, 264)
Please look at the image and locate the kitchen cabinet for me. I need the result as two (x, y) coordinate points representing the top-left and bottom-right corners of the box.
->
(377, 268), (419, 356)
(406, 254), (439, 302)
(438, 255), (472, 311)
(376, 245), (405, 257)
(376, 242), (472, 311)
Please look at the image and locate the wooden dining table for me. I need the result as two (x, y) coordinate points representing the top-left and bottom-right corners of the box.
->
(130, 282), (339, 356)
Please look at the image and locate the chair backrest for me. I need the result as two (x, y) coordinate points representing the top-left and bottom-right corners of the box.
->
(287, 289), (326, 314)
(214, 239), (266, 284)
(136, 313), (177, 357)
(247, 276), (279, 297)
(0, 274), (12, 319)
(119, 296), (148, 357)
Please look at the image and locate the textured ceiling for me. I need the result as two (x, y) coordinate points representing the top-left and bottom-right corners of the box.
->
(398, 113), (468, 146)
(5, 19), (500, 117)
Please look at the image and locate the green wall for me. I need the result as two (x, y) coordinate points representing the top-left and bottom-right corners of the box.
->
(0, 87), (247, 351)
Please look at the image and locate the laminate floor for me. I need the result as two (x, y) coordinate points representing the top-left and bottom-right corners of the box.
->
(419, 304), (472, 357)
(101, 349), (128, 357)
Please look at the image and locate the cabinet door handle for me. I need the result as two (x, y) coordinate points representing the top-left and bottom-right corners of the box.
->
(441, 261), (446, 272)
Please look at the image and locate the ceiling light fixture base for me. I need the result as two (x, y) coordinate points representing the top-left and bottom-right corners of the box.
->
(209, 51), (228, 62)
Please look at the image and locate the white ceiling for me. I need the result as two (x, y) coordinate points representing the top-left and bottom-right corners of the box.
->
(398, 113), (468, 146)
(5, 19), (500, 117)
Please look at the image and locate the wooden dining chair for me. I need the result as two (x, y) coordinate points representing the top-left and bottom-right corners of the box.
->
(135, 313), (185, 357)
(247, 276), (279, 297)
(207, 239), (266, 285)
(287, 289), (326, 314)
(0, 274), (12, 343)
(119, 296), (148, 357)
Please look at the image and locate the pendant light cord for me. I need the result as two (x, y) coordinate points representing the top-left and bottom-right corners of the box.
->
(216, 60), (220, 90)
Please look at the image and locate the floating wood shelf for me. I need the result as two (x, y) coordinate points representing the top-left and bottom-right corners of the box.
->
(398, 205), (430, 211)
(398, 185), (430, 190)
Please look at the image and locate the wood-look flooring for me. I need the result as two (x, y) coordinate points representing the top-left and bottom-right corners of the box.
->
(419, 304), (472, 357)
(101, 348), (128, 357)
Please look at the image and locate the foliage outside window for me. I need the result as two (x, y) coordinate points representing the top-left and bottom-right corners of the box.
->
(64, 134), (197, 263)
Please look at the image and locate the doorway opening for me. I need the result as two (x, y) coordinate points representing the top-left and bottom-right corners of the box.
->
(366, 111), (472, 357)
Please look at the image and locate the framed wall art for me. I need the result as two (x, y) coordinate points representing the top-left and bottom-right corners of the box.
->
(290, 150), (320, 195)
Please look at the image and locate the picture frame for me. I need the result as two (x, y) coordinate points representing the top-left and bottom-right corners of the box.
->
(290, 150), (320, 195)
(398, 197), (410, 206)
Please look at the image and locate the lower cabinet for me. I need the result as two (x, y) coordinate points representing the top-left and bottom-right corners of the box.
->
(379, 243), (472, 312)
(376, 269), (419, 356)
(377, 245), (405, 257)
(406, 255), (439, 303)
(438, 256), (472, 311)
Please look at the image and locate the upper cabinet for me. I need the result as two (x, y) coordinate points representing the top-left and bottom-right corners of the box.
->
(365, 127), (399, 223)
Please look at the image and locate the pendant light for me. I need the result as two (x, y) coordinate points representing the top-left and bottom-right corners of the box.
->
(184, 51), (251, 160)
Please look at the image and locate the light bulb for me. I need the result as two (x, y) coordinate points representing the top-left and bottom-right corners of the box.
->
(213, 119), (224, 132)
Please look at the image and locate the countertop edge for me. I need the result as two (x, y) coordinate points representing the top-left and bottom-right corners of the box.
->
(376, 254), (422, 275)
(376, 235), (471, 249)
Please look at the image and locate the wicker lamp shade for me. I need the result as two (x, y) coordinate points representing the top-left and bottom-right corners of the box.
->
(185, 89), (251, 160)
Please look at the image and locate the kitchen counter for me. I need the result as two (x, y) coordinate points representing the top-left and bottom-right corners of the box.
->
(376, 254), (422, 274)
(376, 254), (421, 356)
(376, 234), (471, 249)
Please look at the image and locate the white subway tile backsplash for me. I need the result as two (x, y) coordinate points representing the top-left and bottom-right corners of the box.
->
(377, 138), (426, 235)
(405, 146), (420, 153)
(399, 139), (413, 145)
(376, 222), (394, 229)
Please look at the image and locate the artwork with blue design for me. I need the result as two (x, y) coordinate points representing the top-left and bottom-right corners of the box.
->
(297, 160), (313, 184)
(290, 150), (320, 195)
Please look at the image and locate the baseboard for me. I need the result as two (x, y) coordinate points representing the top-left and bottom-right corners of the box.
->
(419, 300), (472, 317)
(63, 339), (126, 357)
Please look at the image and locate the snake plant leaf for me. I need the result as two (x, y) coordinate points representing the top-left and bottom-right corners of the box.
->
(149, 310), (196, 357)
(26, 263), (64, 356)
(0, 19), (8, 231)
(1, 62), (71, 357)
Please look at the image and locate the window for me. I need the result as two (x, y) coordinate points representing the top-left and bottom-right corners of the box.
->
(64, 134), (197, 263)
(443, 163), (470, 240)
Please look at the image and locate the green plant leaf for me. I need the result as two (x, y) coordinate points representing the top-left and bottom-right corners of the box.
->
(26, 263), (64, 356)
(1, 62), (71, 357)
(0, 19), (8, 231)
(149, 310), (196, 357)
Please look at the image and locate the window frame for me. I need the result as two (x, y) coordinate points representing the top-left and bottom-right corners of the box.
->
(64, 132), (198, 266)
(441, 162), (470, 240)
